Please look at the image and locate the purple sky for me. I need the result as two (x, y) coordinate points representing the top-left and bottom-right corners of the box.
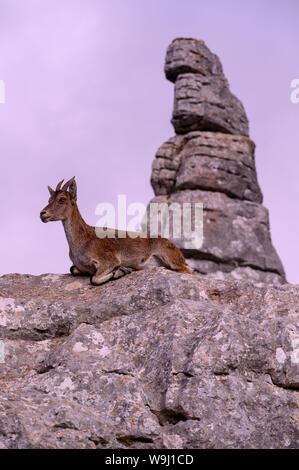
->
(0, 0), (298, 282)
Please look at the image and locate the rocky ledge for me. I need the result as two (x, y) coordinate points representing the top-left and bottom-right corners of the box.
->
(0, 268), (298, 449)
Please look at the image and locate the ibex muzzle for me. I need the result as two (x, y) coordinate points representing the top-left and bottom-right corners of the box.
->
(40, 177), (192, 285)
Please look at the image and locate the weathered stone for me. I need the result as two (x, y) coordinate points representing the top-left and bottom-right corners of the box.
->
(151, 135), (185, 196)
(145, 190), (285, 282)
(187, 261), (285, 285)
(165, 38), (249, 136)
(151, 131), (263, 203)
(0, 269), (298, 449)
(165, 38), (223, 82)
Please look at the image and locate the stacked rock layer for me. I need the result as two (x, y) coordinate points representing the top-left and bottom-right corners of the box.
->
(145, 38), (285, 284)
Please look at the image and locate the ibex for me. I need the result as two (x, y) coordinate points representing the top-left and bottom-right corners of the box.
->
(40, 177), (192, 285)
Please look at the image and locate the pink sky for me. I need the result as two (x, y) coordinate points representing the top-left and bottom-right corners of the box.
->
(0, 0), (298, 282)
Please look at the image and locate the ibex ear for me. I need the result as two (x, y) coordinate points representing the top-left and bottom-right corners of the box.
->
(61, 176), (77, 202)
(68, 177), (77, 202)
(48, 185), (55, 196)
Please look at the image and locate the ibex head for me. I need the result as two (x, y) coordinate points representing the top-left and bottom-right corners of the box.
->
(40, 177), (77, 223)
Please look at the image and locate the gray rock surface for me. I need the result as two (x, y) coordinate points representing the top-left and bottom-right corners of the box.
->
(0, 269), (298, 449)
(151, 131), (262, 203)
(147, 38), (285, 284)
(165, 38), (249, 136)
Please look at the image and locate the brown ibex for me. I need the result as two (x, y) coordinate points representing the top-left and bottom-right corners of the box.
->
(40, 177), (192, 285)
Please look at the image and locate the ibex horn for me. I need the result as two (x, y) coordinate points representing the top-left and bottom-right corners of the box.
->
(55, 179), (64, 191)
(62, 177), (75, 192)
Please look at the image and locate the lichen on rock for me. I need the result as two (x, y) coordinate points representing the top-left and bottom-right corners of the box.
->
(0, 269), (298, 449)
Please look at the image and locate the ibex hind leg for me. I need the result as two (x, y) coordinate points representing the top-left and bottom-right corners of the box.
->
(70, 265), (90, 277)
(154, 239), (192, 274)
(70, 265), (82, 276)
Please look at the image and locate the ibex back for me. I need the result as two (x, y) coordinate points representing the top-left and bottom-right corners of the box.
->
(40, 177), (192, 285)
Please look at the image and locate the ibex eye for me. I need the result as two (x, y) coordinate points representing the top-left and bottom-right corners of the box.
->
(58, 198), (66, 204)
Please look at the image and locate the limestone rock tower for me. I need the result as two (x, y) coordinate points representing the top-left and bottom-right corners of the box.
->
(145, 38), (285, 284)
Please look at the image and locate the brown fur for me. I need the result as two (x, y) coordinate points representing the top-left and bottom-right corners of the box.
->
(40, 177), (192, 285)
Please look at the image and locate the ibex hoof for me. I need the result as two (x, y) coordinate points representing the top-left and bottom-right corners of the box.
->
(120, 266), (133, 275)
(70, 265), (81, 276)
(112, 266), (133, 279)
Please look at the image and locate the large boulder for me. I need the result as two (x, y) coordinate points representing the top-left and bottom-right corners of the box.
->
(151, 131), (262, 203)
(165, 38), (249, 136)
(0, 270), (298, 449)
